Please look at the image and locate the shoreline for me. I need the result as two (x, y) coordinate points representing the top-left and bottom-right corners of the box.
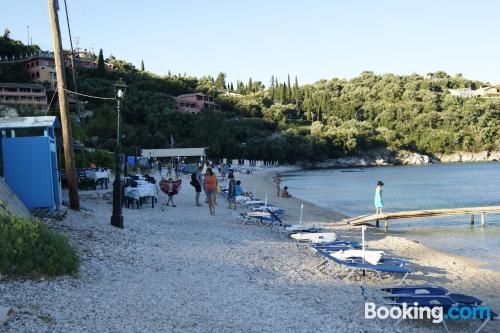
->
(247, 167), (500, 308)
(272, 164), (500, 271)
(251, 168), (488, 267)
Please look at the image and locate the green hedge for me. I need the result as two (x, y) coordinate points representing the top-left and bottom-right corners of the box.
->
(0, 213), (79, 278)
(75, 148), (114, 169)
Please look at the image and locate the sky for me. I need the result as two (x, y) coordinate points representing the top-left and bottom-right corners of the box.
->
(2, 0), (500, 85)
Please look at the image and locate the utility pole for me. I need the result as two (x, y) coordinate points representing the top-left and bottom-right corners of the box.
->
(48, 0), (80, 210)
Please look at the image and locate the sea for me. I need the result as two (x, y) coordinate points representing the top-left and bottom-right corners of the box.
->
(281, 162), (500, 270)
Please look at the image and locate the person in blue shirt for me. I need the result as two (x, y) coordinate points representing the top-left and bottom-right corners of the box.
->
(374, 181), (384, 214)
(235, 180), (243, 196)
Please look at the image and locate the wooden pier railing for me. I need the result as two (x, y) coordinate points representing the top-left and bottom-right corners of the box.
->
(343, 206), (500, 229)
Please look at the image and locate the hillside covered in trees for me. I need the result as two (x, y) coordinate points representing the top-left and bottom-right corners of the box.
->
(2, 34), (500, 163)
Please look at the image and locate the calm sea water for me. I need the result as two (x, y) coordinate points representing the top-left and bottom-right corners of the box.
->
(282, 163), (500, 270)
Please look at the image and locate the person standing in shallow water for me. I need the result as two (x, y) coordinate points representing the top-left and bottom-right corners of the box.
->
(374, 181), (384, 215)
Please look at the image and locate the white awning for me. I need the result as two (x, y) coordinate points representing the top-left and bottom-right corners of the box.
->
(0, 116), (60, 129)
(141, 148), (207, 158)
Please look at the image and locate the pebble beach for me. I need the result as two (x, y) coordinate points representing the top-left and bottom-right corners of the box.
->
(1, 168), (499, 333)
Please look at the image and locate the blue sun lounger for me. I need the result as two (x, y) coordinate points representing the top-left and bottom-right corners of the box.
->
(382, 294), (497, 333)
(313, 241), (362, 250)
(379, 285), (483, 306)
(315, 249), (411, 284)
(240, 207), (284, 227)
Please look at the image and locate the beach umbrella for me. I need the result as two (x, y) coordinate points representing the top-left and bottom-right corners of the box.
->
(361, 226), (367, 264)
(299, 203), (304, 225)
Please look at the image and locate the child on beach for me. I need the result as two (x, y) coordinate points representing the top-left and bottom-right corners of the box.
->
(281, 186), (291, 198)
(374, 181), (384, 214)
(227, 173), (236, 209)
(165, 178), (176, 207)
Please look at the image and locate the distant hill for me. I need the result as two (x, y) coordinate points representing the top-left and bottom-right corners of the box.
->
(2, 34), (500, 163)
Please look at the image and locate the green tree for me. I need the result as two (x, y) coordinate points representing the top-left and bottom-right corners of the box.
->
(97, 49), (105, 75)
(215, 72), (226, 89)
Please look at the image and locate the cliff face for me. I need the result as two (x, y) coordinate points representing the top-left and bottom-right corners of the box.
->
(435, 151), (500, 163)
(313, 149), (431, 168)
(310, 149), (500, 168)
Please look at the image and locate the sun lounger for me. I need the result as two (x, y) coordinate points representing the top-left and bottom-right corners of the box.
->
(284, 224), (322, 232)
(331, 249), (384, 265)
(379, 285), (483, 306)
(313, 241), (361, 249)
(252, 206), (286, 216)
(314, 249), (410, 284)
(382, 294), (497, 333)
(240, 209), (284, 227)
(290, 232), (337, 243)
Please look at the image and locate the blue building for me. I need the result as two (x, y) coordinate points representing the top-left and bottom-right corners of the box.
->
(0, 116), (61, 214)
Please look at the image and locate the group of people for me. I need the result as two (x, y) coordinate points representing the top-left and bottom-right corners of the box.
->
(272, 172), (291, 198)
(187, 164), (251, 215)
(156, 160), (191, 179)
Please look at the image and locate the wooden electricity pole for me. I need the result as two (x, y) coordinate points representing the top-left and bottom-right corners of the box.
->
(48, 0), (80, 210)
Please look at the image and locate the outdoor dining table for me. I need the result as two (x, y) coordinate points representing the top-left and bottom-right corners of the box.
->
(124, 184), (158, 208)
(85, 169), (111, 189)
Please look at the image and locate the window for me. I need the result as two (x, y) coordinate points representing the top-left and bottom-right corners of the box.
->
(197, 95), (202, 100)
(36, 72), (40, 78)
(190, 103), (195, 108)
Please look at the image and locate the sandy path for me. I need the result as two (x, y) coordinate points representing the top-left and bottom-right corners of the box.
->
(0, 169), (498, 332)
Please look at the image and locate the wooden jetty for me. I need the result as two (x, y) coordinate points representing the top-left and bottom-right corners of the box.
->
(343, 206), (500, 229)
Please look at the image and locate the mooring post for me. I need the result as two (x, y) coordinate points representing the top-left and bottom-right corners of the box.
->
(376, 219), (380, 228)
(470, 214), (475, 225)
(481, 213), (485, 227)
(384, 219), (388, 231)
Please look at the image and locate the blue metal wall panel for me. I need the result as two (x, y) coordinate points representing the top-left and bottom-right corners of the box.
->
(2, 136), (55, 209)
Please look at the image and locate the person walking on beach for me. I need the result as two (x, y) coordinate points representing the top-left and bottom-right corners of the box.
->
(158, 160), (162, 176)
(190, 172), (202, 206)
(227, 173), (236, 209)
(273, 172), (281, 197)
(374, 181), (384, 215)
(165, 177), (176, 207)
(204, 168), (217, 215)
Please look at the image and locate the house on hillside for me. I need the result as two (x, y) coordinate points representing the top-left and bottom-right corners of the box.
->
(449, 85), (500, 99)
(174, 93), (219, 113)
(23, 52), (57, 87)
(0, 83), (47, 110)
(482, 85), (500, 98)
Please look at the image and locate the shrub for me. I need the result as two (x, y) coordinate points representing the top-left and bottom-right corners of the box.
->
(0, 213), (79, 278)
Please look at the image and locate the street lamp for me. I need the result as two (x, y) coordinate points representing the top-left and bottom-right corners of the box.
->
(111, 78), (127, 228)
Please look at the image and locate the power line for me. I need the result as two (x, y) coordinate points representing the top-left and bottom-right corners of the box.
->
(63, 88), (116, 100)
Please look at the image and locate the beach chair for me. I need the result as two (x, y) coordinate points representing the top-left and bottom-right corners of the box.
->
(381, 294), (497, 333)
(314, 249), (410, 284)
(240, 207), (285, 227)
(252, 205), (286, 217)
(290, 232), (338, 244)
(378, 285), (483, 305)
(313, 241), (362, 250)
